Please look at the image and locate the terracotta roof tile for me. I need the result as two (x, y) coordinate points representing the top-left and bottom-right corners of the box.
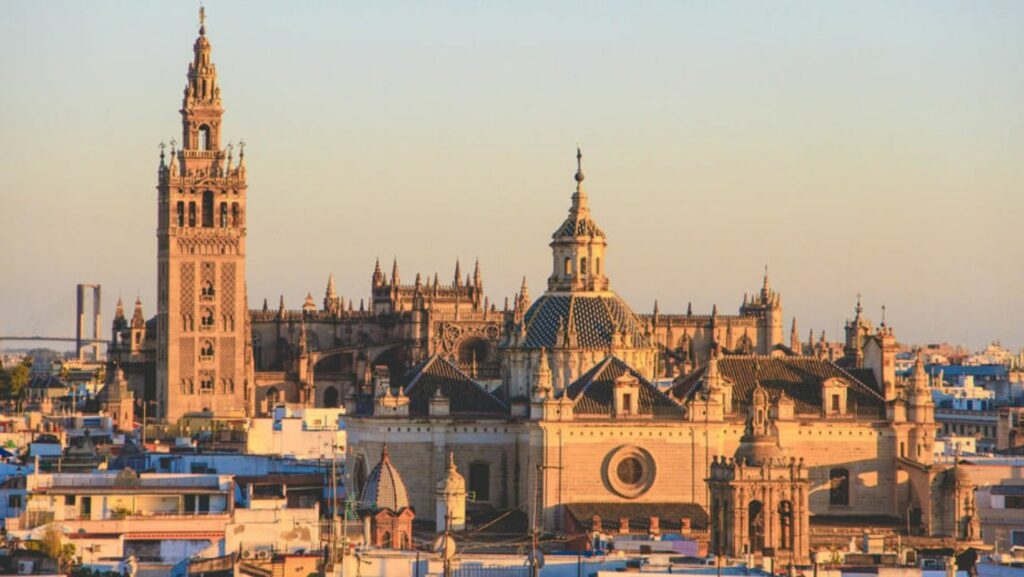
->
(560, 356), (683, 419)
(670, 355), (885, 416)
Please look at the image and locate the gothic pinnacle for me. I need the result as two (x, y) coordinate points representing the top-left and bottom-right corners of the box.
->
(326, 273), (336, 298)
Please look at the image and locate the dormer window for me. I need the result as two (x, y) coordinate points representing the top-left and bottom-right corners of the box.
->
(822, 378), (848, 416)
(613, 374), (641, 418)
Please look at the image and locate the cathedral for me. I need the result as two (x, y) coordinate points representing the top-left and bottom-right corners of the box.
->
(109, 14), (981, 556)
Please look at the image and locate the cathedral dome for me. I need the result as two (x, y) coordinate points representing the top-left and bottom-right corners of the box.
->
(361, 445), (410, 511)
(519, 292), (652, 350)
(734, 434), (786, 467)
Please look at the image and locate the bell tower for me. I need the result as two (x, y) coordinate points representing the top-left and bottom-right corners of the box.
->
(157, 9), (252, 423)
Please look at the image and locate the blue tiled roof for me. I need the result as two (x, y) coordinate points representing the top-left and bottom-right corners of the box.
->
(520, 293), (651, 350)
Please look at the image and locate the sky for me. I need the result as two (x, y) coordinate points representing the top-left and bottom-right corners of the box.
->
(1, 1), (1022, 351)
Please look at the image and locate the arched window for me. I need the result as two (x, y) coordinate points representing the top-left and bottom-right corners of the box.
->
(564, 257), (572, 275)
(469, 462), (490, 501)
(748, 500), (764, 553)
(778, 500), (793, 550)
(198, 125), (211, 151)
(380, 531), (391, 548)
(231, 203), (239, 227)
(201, 280), (215, 299)
(580, 257), (588, 276)
(595, 257), (601, 275)
(323, 386), (339, 408)
(219, 203), (228, 227)
(200, 340), (214, 359)
(201, 308), (215, 328)
(188, 202), (197, 227)
(199, 375), (214, 394)
(201, 191), (214, 228)
(829, 468), (850, 506)
(176, 202), (185, 227)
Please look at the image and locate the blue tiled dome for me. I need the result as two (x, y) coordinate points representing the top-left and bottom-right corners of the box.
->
(361, 445), (410, 511)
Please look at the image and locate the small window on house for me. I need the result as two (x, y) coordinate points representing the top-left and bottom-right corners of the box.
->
(829, 468), (850, 506)
(831, 394), (841, 413)
(176, 202), (185, 227)
(580, 257), (588, 276)
(231, 203), (240, 227)
(596, 257), (601, 275)
(200, 377), (214, 394)
(201, 309), (215, 328)
(219, 203), (228, 227)
(65, 495), (75, 506)
(564, 257), (572, 275)
(201, 280), (215, 299)
(622, 393), (633, 416)
(200, 340), (214, 359)
(189, 202), (197, 227)
(900, 441), (906, 458)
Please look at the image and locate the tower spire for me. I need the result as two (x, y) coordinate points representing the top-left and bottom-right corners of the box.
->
(572, 144), (588, 214)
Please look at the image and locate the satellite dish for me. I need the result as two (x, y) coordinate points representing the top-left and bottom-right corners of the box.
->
(433, 535), (456, 560)
(528, 548), (545, 569)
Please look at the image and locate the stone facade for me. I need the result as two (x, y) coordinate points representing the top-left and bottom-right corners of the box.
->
(154, 18), (252, 422)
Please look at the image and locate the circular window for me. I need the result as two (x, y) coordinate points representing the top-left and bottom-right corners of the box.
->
(617, 457), (644, 485)
(605, 446), (655, 499)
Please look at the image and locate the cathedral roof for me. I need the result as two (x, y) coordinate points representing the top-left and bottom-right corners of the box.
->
(360, 445), (410, 512)
(519, 293), (652, 350)
(670, 356), (885, 415)
(401, 355), (507, 416)
(560, 356), (684, 418)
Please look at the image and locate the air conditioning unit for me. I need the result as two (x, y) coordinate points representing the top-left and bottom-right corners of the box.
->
(17, 560), (35, 575)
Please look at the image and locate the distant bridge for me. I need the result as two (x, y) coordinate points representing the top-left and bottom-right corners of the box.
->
(0, 336), (106, 344)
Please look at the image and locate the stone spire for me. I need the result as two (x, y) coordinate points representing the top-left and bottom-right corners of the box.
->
(113, 297), (126, 328)
(790, 318), (799, 353)
(131, 297), (146, 329)
(453, 259), (462, 288)
(908, 351), (930, 393)
(372, 258), (384, 287)
(519, 276), (530, 304)
(326, 273), (336, 299)
(391, 258), (400, 287)
(473, 259), (482, 289)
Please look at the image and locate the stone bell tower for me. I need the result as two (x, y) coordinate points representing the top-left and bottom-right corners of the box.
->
(156, 8), (252, 423)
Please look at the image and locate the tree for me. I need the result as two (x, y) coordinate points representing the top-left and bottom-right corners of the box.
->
(7, 362), (30, 411)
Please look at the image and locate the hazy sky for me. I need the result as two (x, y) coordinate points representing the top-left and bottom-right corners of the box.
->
(1, 1), (1022, 351)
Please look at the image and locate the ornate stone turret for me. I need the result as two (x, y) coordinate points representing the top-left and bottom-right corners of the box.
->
(324, 273), (341, 314)
(547, 147), (608, 293)
(98, 366), (135, 433)
(435, 452), (466, 532)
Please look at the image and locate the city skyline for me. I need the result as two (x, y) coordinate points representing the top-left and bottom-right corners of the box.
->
(1, 1), (1022, 350)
